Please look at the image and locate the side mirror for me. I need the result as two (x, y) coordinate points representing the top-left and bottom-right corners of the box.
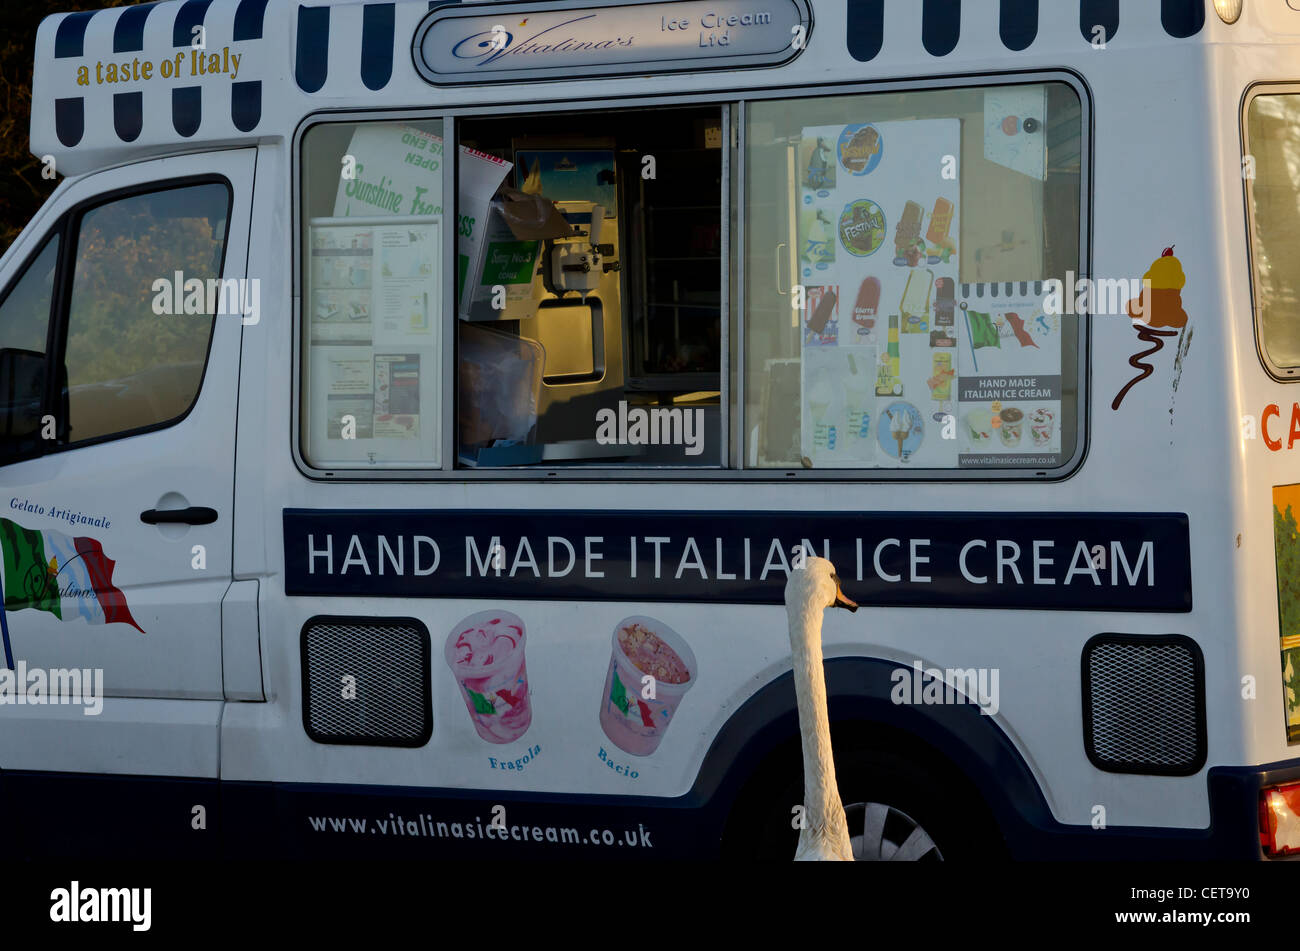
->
(0, 347), (46, 460)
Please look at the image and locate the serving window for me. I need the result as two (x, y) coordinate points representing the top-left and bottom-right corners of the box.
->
(300, 118), (445, 469)
(296, 78), (1085, 476)
(1244, 88), (1300, 379)
(744, 82), (1083, 469)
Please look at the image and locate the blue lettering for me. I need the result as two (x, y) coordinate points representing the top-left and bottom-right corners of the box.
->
(453, 14), (599, 67)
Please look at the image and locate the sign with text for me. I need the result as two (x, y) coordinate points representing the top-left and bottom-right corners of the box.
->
(413, 0), (812, 85)
(283, 509), (1192, 612)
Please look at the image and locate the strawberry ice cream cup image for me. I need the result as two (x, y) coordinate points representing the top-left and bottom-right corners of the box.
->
(445, 610), (532, 744)
(598, 616), (697, 757)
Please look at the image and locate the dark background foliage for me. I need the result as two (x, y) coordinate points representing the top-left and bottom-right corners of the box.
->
(0, 0), (133, 254)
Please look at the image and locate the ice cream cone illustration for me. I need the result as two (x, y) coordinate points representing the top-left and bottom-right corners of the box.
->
(1128, 246), (1188, 329)
(1112, 246), (1187, 410)
(889, 406), (911, 460)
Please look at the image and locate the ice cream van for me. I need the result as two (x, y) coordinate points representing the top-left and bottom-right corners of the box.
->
(1, 0), (1299, 861)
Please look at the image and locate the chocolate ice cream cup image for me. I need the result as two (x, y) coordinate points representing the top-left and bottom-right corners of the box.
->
(598, 616), (697, 757)
(999, 407), (1024, 447)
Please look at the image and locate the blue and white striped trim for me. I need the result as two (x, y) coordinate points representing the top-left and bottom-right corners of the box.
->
(51, 0), (269, 148)
(294, 0), (458, 94)
(845, 0), (1204, 61)
(40, 0), (1213, 155)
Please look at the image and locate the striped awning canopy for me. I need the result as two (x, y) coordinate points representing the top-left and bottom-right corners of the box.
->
(846, 0), (1204, 61)
(30, 0), (1213, 177)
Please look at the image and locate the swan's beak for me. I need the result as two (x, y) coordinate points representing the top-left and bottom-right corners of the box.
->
(832, 585), (858, 612)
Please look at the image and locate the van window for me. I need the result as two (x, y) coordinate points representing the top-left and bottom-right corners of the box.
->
(1245, 92), (1300, 375)
(297, 83), (1084, 477)
(744, 82), (1083, 470)
(300, 119), (446, 468)
(0, 235), (58, 354)
(0, 235), (59, 448)
(455, 106), (723, 468)
(64, 183), (230, 443)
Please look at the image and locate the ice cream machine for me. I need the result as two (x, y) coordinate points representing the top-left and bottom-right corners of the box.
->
(546, 202), (618, 298)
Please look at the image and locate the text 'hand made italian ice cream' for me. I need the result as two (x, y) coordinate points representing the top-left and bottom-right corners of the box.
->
(1113, 246), (1188, 411)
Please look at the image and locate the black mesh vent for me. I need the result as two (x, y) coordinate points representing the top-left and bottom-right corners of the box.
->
(301, 616), (431, 747)
(1081, 634), (1206, 775)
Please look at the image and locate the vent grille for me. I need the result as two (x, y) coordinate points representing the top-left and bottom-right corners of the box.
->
(1081, 634), (1206, 775)
(301, 616), (431, 747)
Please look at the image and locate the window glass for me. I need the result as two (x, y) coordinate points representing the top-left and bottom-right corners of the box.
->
(1246, 93), (1300, 372)
(300, 119), (445, 468)
(0, 235), (59, 446)
(744, 82), (1082, 471)
(64, 183), (229, 443)
(0, 235), (58, 354)
(454, 106), (724, 468)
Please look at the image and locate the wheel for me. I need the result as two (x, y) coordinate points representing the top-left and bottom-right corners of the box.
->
(722, 736), (1007, 861)
(843, 801), (943, 861)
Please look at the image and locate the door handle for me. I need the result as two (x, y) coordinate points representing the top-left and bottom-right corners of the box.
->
(140, 507), (218, 526)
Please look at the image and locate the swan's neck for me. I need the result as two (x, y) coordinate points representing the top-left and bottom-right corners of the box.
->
(788, 599), (852, 857)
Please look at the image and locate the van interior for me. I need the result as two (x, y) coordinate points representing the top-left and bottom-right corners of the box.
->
(457, 105), (724, 467)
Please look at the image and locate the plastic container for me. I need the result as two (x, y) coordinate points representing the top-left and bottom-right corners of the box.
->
(457, 323), (544, 454)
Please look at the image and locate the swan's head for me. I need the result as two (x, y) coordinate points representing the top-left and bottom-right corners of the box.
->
(785, 556), (858, 613)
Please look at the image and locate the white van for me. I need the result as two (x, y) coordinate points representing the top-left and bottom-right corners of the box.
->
(1, 0), (1298, 860)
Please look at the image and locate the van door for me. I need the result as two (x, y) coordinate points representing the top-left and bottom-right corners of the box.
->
(0, 149), (253, 780)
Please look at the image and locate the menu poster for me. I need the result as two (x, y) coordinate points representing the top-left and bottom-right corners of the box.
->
(376, 226), (437, 342)
(326, 396), (375, 440)
(955, 282), (1063, 467)
(310, 226), (373, 345)
(797, 119), (961, 468)
(307, 218), (441, 467)
(373, 353), (420, 439)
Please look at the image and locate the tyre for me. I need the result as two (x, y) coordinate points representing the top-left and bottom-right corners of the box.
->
(722, 733), (1007, 861)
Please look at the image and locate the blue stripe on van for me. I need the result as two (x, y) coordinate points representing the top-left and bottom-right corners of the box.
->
(173, 86), (202, 137)
(55, 10), (96, 58)
(296, 6), (330, 93)
(846, 0), (884, 62)
(174, 0), (214, 48)
(232, 81), (262, 132)
(54, 98), (84, 148)
(283, 510), (1193, 613)
(1079, 0), (1118, 45)
(361, 4), (396, 91)
(1161, 0), (1204, 38)
(114, 2), (158, 53)
(113, 92), (143, 142)
(999, 0), (1037, 51)
(922, 0), (960, 57)
(234, 0), (271, 41)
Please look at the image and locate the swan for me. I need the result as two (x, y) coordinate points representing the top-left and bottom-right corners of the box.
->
(785, 555), (858, 861)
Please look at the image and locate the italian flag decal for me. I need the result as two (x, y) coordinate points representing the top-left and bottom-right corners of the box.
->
(0, 518), (144, 657)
